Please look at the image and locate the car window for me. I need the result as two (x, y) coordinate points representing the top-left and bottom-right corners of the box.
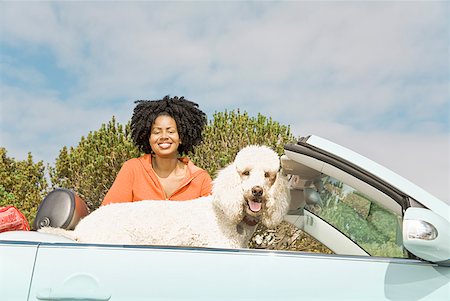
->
(305, 175), (408, 258)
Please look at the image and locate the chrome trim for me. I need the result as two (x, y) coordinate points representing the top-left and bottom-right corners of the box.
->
(0, 240), (434, 266)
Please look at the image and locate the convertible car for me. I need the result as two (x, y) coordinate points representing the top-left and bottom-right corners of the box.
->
(1, 135), (449, 300)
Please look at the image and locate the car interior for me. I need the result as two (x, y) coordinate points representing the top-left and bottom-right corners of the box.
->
(280, 151), (407, 259)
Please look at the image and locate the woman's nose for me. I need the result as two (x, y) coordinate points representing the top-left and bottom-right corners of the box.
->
(159, 131), (168, 139)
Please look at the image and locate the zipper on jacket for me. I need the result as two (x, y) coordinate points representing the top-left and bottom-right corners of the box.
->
(167, 170), (205, 200)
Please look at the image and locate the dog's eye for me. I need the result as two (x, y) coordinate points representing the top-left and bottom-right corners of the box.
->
(264, 172), (270, 178)
(242, 170), (250, 176)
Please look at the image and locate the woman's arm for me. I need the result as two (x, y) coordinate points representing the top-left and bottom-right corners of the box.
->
(101, 160), (135, 205)
(199, 172), (213, 197)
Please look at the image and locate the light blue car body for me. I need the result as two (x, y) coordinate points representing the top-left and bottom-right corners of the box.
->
(1, 135), (449, 300)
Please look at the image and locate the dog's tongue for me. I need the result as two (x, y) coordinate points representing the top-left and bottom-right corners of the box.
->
(248, 200), (262, 212)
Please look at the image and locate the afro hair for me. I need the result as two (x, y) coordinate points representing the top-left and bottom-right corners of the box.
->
(131, 95), (207, 156)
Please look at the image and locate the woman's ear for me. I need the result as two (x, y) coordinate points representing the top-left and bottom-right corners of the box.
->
(262, 173), (290, 228)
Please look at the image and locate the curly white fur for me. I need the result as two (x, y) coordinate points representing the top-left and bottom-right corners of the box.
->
(40, 145), (290, 248)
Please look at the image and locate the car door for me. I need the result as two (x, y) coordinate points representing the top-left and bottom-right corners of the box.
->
(23, 241), (448, 300)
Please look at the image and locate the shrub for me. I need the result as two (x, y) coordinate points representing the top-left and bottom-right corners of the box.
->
(0, 148), (48, 224)
(4, 111), (334, 254)
(49, 117), (141, 211)
(189, 110), (294, 177)
(50, 111), (294, 211)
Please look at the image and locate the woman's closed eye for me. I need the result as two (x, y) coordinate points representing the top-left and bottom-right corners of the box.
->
(152, 129), (176, 135)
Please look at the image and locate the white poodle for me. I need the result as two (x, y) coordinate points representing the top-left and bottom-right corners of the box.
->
(40, 145), (290, 248)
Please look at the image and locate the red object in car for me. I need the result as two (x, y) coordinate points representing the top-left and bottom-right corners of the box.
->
(0, 206), (30, 233)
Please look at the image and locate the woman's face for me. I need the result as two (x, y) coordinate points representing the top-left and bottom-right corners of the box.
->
(149, 115), (180, 158)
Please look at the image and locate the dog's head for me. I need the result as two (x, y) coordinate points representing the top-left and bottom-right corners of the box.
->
(212, 145), (290, 228)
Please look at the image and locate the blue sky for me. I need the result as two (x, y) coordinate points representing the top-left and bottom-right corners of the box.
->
(0, 1), (449, 202)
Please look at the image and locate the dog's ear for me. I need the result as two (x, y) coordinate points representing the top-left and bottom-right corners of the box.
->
(212, 163), (245, 224)
(262, 172), (290, 228)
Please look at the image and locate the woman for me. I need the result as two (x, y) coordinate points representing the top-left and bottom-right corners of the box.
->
(102, 95), (212, 205)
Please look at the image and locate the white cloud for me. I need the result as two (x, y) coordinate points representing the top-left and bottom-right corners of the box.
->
(1, 1), (448, 203)
(0, 84), (126, 165)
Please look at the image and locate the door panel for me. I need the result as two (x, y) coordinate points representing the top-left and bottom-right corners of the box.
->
(27, 244), (449, 300)
(1, 243), (38, 301)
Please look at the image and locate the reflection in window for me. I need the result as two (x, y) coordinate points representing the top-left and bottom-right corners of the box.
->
(305, 176), (407, 258)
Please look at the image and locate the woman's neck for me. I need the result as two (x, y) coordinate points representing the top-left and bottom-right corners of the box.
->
(152, 156), (183, 178)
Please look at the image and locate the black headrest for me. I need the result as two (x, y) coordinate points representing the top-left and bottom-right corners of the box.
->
(33, 188), (88, 230)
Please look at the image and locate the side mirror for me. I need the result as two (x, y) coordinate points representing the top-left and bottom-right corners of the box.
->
(304, 188), (322, 205)
(403, 207), (450, 265)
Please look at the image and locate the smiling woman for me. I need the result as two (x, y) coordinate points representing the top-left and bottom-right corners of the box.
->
(101, 95), (212, 204)
(149, 115), (186, 197)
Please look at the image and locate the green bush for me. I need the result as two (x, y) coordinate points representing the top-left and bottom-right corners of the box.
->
(1, 111), (294, 223)
(49, 117), (141, 211)
(50, 110), (294, 212)
(0, 148), (48, 225)
(189, 110), (294, 178)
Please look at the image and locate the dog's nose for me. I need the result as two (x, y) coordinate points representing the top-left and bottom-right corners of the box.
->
(252, 186), (263, 197)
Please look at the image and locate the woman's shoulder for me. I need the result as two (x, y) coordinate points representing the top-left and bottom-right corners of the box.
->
(123, 154), (150, 168)
(180, 157), (201, 170)
(182, 157), (211, 179)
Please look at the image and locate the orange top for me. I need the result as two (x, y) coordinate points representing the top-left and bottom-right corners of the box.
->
(102, 154), (212, 205)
